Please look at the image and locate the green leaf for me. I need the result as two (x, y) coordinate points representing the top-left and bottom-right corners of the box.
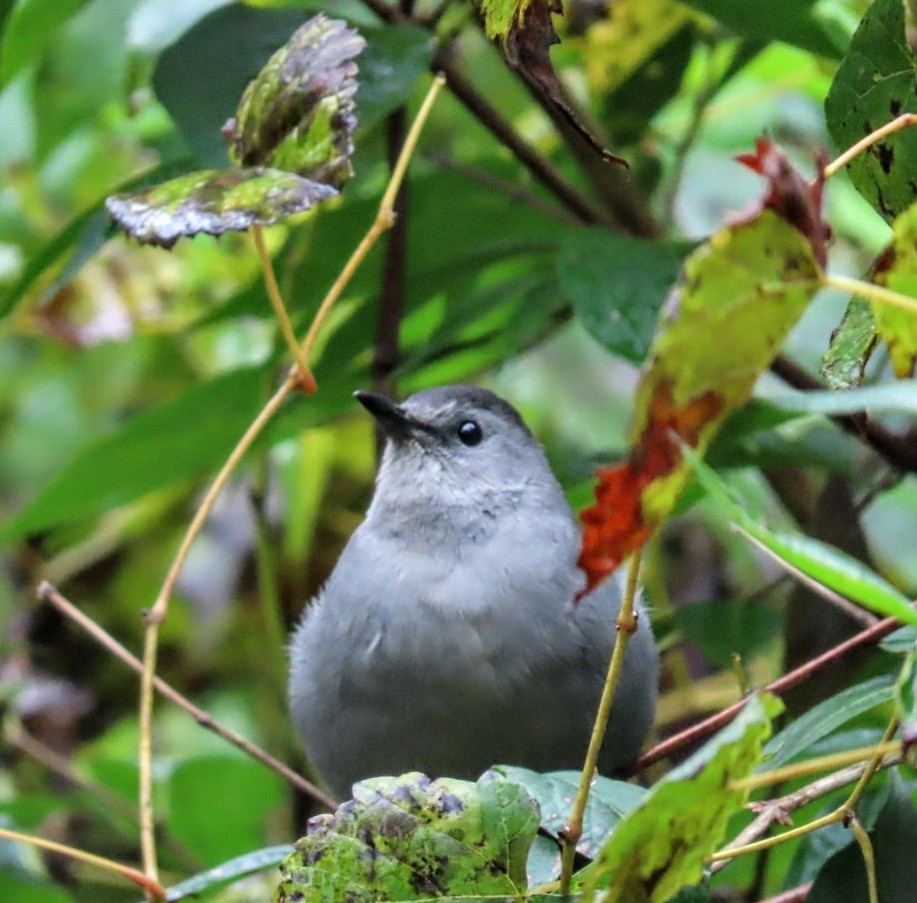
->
(873, 202), (917, 376)
(807, 773), (917, 903)
(825, 0), (917, 222)
(559, 229), (693, 363)
(882, 625), (917, 654)
(687, 448), (917, 626)
(820, 297), (877, 389)
(1, 365), (269, 540)
(168, 757), (285, 865)
(764, 675), (895, 769)
(495, 767), (645, 886)
(163, 845), (293, 902)
(30, 0), (134, 156)
(676, 600), (783, 669)
(227, 14), (365, 186)
(153, 4), (306, 167)
(580, 693), (782, 903)
(0, 874), (74, 903)
(106, 167), (337, 248)
(125, 0), (236, 56)
(680, 0), (845, 58)
(275, 772), (540, 901)
(762, 380), (917, 416)
(477, 0), (525, 41)
(356, 24), (435, 131)
(0, 0), (88, 85)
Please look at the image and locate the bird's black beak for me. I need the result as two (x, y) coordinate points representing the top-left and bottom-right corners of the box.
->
(354, 391), (430, 439)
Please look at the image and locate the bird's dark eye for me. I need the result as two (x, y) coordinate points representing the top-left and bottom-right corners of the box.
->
(457, 420), (483, 446)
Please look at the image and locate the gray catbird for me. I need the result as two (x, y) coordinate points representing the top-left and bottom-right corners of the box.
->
(289, 385), (658, 800)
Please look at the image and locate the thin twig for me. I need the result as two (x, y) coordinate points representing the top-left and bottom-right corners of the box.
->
(560, 552), (642, 894)
(252, 224), (316, 393)
(36, 581), (336, 809)
(133, 74), (447, 884)
(710, 718), (901, 869)
(0, 825), (166, 899)
(711, 753), (901, 873)
(757, 883), (813, 903)
(848, 813), (878, 903)
(636, 611), (905, 770)
(5, 718), (203, 869)
(373, 103), (410, 395)
(732, 740), (901, 793)
(823, 272), (917, 316)
(823, 113), (917, 179)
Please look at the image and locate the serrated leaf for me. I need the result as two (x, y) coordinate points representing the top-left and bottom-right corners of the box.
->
(152, 5), (307, 167)
(872, 202), (917, 376)
(227, 13), (365, 186)
(687, 447), (917, 626)
(821, 297), (877, 389)
(495, 767), (645, 885)
(1, 366), (268, 540)
(106, 167), (337, 248)
(477, 0), (626, 166)
(825, 0), (917, 222)
(764, 676), (894, 769)
(275, 772), (540, 902)
(560, 230), (693, 363)
(580, 693), (781, 903)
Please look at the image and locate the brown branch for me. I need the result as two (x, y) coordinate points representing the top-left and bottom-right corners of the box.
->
(360, 0), (606, 225)
(373, 104), (410, 395)
(757, 884), (813, 903)
(636, 612), (904, 770)
(36, 581), (337, 811)
(771, 354), (917, 474)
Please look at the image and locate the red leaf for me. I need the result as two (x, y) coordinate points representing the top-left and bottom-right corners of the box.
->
(736, 138), (830, 266)
(577, 380), (723, 596)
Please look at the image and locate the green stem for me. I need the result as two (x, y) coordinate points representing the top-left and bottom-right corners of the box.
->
(559, 552), (642, 894)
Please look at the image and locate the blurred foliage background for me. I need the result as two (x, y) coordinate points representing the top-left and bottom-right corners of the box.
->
(1, 0), (916, 901)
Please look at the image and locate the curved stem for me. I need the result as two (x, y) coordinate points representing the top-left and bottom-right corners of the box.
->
(823, 272), (917, 316)
(637, 611), (905, 770)
(252, 225), (316, 392)
(823, 113), (917, 179)
(134, 73), (447, 883)
(36, 581), (336, 810)
(559, 552), (642, 894)
(849, 813), (879, 903)
(732, 739), (901, 793)
(0, 826), (166, 899)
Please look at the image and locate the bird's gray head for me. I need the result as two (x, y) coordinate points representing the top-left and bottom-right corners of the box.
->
(355, 385), (565, 527)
